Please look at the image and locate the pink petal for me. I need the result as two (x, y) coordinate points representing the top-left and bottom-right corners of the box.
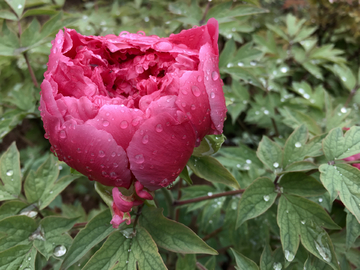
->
(112, 188), (134, 212)
(56, 96), (99, 123)
(176, 71), (211, 140)
(54, 119), (132, 188)
(86, 105), (145, 150)
(135, 181), (153, 200)
(199, 43), (226, 134)
(127, 112), (195, 191)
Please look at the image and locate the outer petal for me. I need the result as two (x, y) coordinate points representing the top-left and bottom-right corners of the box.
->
(112, 188), (134, 212)
(86, 105), (145, 150)
(54, 120), (132, 188)
(135, 181), (153, 200)
(199, 43), (226, 134)
(176, 71), (211, 141)
(127, 112), (196, 191)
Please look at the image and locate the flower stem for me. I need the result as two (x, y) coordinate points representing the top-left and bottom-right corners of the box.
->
(173, 189), (245, 206)
(23, 52), (39, 88)
(133, 204), (144, 232)
(344, 84), (359, 108)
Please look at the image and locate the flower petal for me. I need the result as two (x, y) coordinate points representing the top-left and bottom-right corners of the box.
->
(127, 112), (196, 190)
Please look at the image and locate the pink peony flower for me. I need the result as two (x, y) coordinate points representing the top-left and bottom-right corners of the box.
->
(39, 19), (226, 226)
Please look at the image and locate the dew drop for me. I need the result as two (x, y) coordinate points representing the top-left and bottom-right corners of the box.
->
(197, 75), (202, 82)
(237, 62), (244, 67)
(250, 60), (257, 66)
(273, 162), (279, 168)
(102, 120), (109, 127)
(142, 135), (149, 144)
(263, 195), (270, 201)
(191, 85), (201, 97)
(120, 120), (128, 129)
(191, 104), (196, 110)
(280, 67), (288, 73)
(53, 245), (67, 257)
(155, 41), (173, 51)
(59, 130), (66, 139)
(18, 4), (23, 9)
(226, 63), (234, 68)
(6, 170), (13, 176)
(181, 102), (186, 107)
(298, 88), (305, 94)
(264, 110), (269, 115)
(98, 151), (105, 158)
(295, 142), (302, 148)
(301, 220), (306, 225)
(210, 92), (215, 98)
(318, 198), (323, 203)
(273, 262), (282, 270)
(341, 107), (347, 113)
(246, 159), (252, 164)
(155, 124), (163, 132)
(207, 192), (213, 196)
(211, 71), (219, 81)
(303, 93), (310, 99)
(284, 250), (294, 262)
(134, 154), (145, 164)
(341, 76), (347, 82)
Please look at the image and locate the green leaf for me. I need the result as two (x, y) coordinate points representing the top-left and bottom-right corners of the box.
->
(0, 216), (37, 252)
(94, 182), (113, 208)
(322, 127), (360, 161)
(0, 142), (21, 201)
(231, 248), (259, 270)
(219, 38), (236, 68)
(0, 244), (32, 269)
(22, 8), (58, 18)
(257, 136), (283, 171)
(5, 0), (25, 18)
(0, 200), (27, 221)
(34, 217), (76, 260)
(0, 10), (17, 20)
(18, 246), (37, 270)
(346, 210), (360, 250)
(279, 172), (326, 197)
(179, 166), (193, 185)
(187, 156), (240, 189)
(0, 109), (27, 137)
(176, 254), (196, 270)
(84, 227), (167, 270)
(236, 177), (277, 227)
(140, 206), (217, 255)
(304, 254), (334, 270)
(319, 164), (360, 222)
(192, 135), (225, 157)
(329, 64), (356, 91)
(266, 23), (288, 41)
(286, 14), (305, 37)
(278, 195), (340, 268)
(61, 209), (115, 270)
(260, 245), (283, 270)
(284, 161), (318, 173)
(204, 256), (216, 270)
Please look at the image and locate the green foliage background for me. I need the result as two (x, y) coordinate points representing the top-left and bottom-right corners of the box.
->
(1, 0), (360, 269)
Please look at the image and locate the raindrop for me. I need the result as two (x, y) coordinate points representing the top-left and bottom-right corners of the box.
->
(301, 220), (306, 225)
(155, 124), (163, 132)
(318, 198), (323, 203)
(284, 250), (295, 262)
(134, 154), (145, 164)
(295, 142), (302, 148)
(273, 162), (279, 168)
(273, 262), (282, 270)
(250, 60), (257, 66)
(341, 107), (347, 113)
(246, 159), (252, 164)
(263, 195), (270, 201)
(23, 268), (30, 270)
(210, 92), (215, 99)
(191, 104), (196, 110)
(237, 62), (244, 67)
(255, 111), (260, 115)
(59, 130), (66, 139)
(17, 4), (22, 9)
(53, 245), (67, 257)
(6, 170), (13, 176)
(98, 151), (105, 158)
(132, 118), (141, 126)
(144, 16), (150, 22)
(226, 63), (234, 68)
(264, 110), (269, 115)
(207, 192), (213, 196)
(231, 201), (237, 210)
(135, 65), (144, 74)
(120, 120), (128, 129)
(280, 67), (288, 73)
(191, 85), (201, 97)
(341, 76), (347, 82)
(181, 102), (186, 108)
(154, 41), (173, 51)
(303, 93), (310, 99)
(142, 135), (149, 144)
(236, 164), (241, 168)
(211, 71), (219, 81)
(197, 76), (202, 82)
(298, 88), (305, 94)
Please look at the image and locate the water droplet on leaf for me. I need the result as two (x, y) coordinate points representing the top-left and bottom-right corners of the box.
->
(53, 245), (67, 257)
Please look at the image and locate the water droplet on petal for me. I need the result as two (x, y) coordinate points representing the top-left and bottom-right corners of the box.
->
(191, 85), (201, 97)
(211, 71), (219, 81)
(59, 130), (66, 139)
(197, 75), (202, 82)
(154, 41), (173, 51)
(120, 120), (128, 129)
(155, 124), (163, 132)
(134, 154), (145, 164)
(99, 151), (105, 158)
(142, 135), (149, 144)
(295, 142), (302, 148)
(210, 92), (215, 98)
(102, 120), (109, 127)
(6, 170), (13, 176)
(53, 245), (67, 257)
(181, 102), (186, 108)
(191, 104), (196, 110)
